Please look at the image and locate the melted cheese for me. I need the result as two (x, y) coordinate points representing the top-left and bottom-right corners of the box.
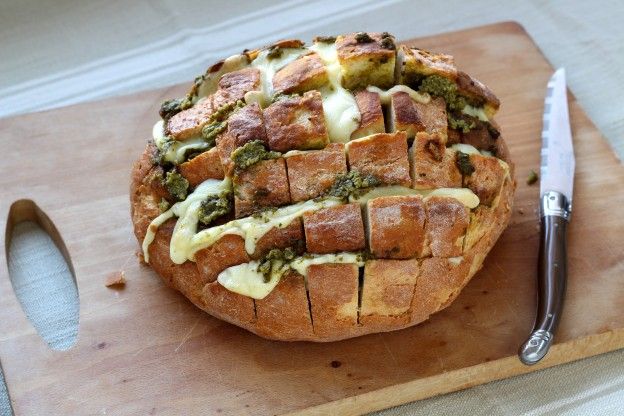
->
(282, 149), (307, 158)
(289, 252), (364, 277)
(422, 188), (480, 208)
(350, 185), (480, 209)
(448, 256), (464, 266)
(309, 42), (360, 143)
(141, 210), (175, 263)
(217, 252), (363, 299)
(350, 186), (420, 204)
(152, 119), (167, 147)
(197, 54), (249, 99)
(462, 104), (489, 122)
(367, 85), (431, 105)
(152, 119), (209, 164)
(142, 178), (231, 263)
(247, 48), (306, 106)
(217, 252), (364, 299)
(217, 261), (284, 299)
(185, 198), (342, 262)
(450, 143), (481, 155)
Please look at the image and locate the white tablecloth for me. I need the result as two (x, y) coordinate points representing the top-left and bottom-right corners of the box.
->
(1, 1), (623, 414)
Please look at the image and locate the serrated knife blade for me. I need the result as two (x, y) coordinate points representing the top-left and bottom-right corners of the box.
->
(519, 68), (575, 365)
(540, 67), (576, 201)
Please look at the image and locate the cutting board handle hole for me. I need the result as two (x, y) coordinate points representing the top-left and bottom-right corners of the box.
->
(4, 199), (79, 351)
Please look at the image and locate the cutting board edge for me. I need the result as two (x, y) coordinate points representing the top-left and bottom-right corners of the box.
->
(0, 21), (623, 416)
(292, 329), (624, 416)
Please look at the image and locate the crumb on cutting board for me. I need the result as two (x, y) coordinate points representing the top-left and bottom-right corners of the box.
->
(527, 170), (539, 185)
(105, 271), (126, 288)
(136, 249), (147, 265)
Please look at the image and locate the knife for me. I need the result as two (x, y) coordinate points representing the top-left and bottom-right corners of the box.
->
(518, 68), (575, 365)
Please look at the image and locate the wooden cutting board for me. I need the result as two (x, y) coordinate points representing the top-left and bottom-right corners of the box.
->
(1, 21), (623, 415)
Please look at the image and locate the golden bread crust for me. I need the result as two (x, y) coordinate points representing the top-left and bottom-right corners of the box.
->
(131, 142), (514, 341)
(130, 34), (515, 341)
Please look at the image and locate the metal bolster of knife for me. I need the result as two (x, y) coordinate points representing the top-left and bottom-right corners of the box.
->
(541, 190), (572, 221)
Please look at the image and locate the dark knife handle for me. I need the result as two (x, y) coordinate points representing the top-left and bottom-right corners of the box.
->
(519, 191), (571, 365)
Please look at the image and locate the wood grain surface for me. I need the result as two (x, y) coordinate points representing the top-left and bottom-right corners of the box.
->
(0, 22), (623, 415)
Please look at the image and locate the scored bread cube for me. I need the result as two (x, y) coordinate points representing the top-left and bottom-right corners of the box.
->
(307, 263), (359, 338)
(347, 132), (411, 186)
(360, 259), (419, 328)
(285, 143), (347, 202)
(456, 71), (500, 117)
(336, 32), (396, 90)
(273, 52), (329, 94)
(303, 203), (365, 254)
(216, 103), (267, 175)
(459, 119), (500, 152)
(264, 90), (329, 152)
(250, 218), (305, 260)
(195, 234), (251, 283)
(351, 90), (385, 140)
(178, 147), (224, 187)
(255, 270), (314, 340)
(166, 97), (214, 140)
(410, 132), (462, 189)
(464, 153), (506, 206)
(411, 256), (469, 322)
(233, 157), (291, 218)
(367, 195), (426, 259)
(464, 205), (491, 253)
(211, 67), (261, 109)
(388, 93), (447, 139)
(203, 281), (256, 325)
(395, 45), (457, 86)
(425, 196), (470, 257)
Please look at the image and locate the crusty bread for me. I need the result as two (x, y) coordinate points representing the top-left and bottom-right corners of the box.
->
(130, 32), (515, 341)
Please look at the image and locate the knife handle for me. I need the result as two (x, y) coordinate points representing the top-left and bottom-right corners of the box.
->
(519, 191), (570, 365)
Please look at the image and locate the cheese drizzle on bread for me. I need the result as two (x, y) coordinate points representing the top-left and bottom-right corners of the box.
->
(131, 32), (515, 341)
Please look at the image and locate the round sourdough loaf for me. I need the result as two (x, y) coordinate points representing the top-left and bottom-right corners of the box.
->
(131, 32), (515, 341)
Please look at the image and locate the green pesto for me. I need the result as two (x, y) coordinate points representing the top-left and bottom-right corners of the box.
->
(158, 198), (170, 213)
(271, 92), (300, 103)
(527, 170), (539, 186)
(212, 100), (245, 122)
(419, 75), (468, 111)
(455, 151), (475, 176)
(159, 95), (193, 120)
(266, 46), (283, 59)
(164, 171), (189, 200)
(355, 250), (375, 263)
(231, 140), (280, 171)
(189, 75), (205, 97)
(251, 206), (279, 220)
(380, 32), (395, 50)
(448, 113), (476, 133)
(201, 120), (227, 147)
(315, 35), (336, 43)
(354, 32), (373, 43)
(325, 171), (381, 200)
(153, 136), (175, 166)
(257, 247), (297, 282)
(198, 191), (232, 226)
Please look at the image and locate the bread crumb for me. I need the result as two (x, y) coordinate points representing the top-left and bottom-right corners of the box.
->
(136, 249), (147, 266)
(518, 208), (525, 215)
(105, 271), (126, 288)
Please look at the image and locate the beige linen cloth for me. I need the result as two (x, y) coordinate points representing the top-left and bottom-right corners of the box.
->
(0, 0), (622, 414)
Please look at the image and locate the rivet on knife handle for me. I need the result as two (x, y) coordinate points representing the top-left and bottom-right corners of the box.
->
(519, 191), (570, 365)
